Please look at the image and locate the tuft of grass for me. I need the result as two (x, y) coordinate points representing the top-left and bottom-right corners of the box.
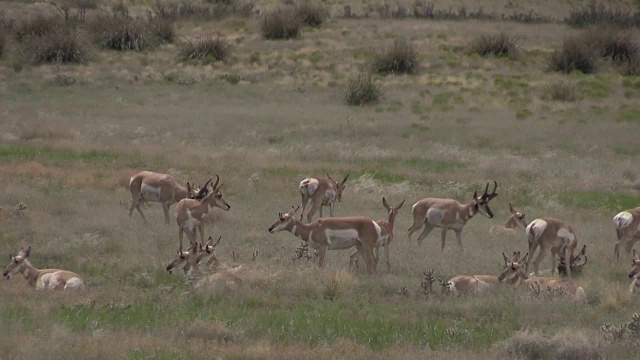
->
(372, 39), (420, 75)
(13, 16), (62, 43)
(0, 30), (5, 58)
(343, 72), (382, 106)
(261, 7), (302, 40)
(548, 36), (597, 74)
(589, 28), (638, 63)
(558, 190), (640, 210)
(178, 35), (232, 64)
(544, 80), (579, 101)
(566, 2), (640, 28)
(89, 16), (173, 51)
(21, 26), (87, 65)
(469, 33), (520, 60)
(618, 108), (640, 123)
(515, 108), (532, 119)
(296, 1), (327, 28)
(503, 330), (604, 360)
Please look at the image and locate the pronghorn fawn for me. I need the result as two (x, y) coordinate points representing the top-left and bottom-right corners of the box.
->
(489, 203), (528, 237)
(350, 198), (404, 271)
(299, 174), (349, 223)
(443, 252), (522, 295)
(166, 241), (242, 287)
(525, 217), (579, 277)
(3, 246), (83, 290)
(128, 170), (209, 224)
(197, 236), (221, 267)
(175, 175), (231, 250)
(629, 249), (640, 295)
(613, 207), (640, 261)
(498, 252), (587, 304)
(408, 181), (498, 253)
(268, 206), (379, 274)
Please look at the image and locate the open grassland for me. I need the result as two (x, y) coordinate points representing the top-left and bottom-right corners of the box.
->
(2, 0), (640, 358)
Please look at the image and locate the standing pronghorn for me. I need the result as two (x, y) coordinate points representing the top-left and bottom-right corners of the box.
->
(299, 174), (349, 223)
(525, 217), (579, 277)
(612, 207), (640, 261)
(175, 175), (231, 250)
(407, 181), (498, 253)
(629, 249), (640, 295)
(128, 171), (208, 224)
(268, 206), (380, 274)
(498, 252), (587, 304)
(3, 246), (83, 290)
(489, 203), (528, 237)
(350, 198), (404, 271)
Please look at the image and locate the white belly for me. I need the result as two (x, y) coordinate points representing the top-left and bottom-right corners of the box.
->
(141, 184), (162, 202)
(426, 208), (446, 226)
(182, 210), (200, 232)
(325, 229), (360, 250)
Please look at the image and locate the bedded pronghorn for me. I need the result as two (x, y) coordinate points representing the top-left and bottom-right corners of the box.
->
(525, 217), (579, 277)
(128, 171), (209, 224)
(350, 198), (404, 271)
(442, 252), (522, 294)
(629, 249), (640, 295)
(498, 252), (587, 303)
(613, 207), (640, 261)
(299, 174), (349, 223)
(165, 241), (242, 287)
(175, 175), (231, 250)
(489, 203), (528, 237)
(268, 206), (379, 274)
(3, 246), (83, 290)
(407, 181), (498, 253)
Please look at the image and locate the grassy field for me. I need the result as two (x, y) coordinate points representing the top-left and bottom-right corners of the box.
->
(1, 0), (640, 358)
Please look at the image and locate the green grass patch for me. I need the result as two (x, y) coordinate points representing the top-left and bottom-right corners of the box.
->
(0, 144), (119, 164)
(617, 108), (640, 123)
(515, 108), (532, 120)
(558, 190), (640, 210)
(577, 77), (610, 99)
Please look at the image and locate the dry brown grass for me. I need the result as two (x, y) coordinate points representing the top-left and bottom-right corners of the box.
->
(1, 1), (640, 358)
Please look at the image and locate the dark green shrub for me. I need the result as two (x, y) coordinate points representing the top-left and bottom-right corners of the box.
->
(372, 39), (420, 75)
(344, 72), (382, 106)
(89, 16), (173, 51)
(261, 7), (301, 40)
(21, 26), (87, 64)
(469, 33), (520, 59)
(296, 1), (327, 28)
(179, 36), (231, 63)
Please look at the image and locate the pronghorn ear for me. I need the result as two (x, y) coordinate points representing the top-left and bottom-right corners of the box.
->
(634, 249), (639, 261)
(580, 245), (586, 256)
(382, 197), (390, 211)
(502, 252), (509, 265)
(473, 190), (478, 201)
(521, 253), (529, 264)
(206, 236), (213, 246)
(342, 174), (349, 184)
(24, 246), (31, 258)
(509, 203), (515, 213)
(326, 173), (334, 181)
(397, 199), (405, 209)
(214, 236), (221, 247)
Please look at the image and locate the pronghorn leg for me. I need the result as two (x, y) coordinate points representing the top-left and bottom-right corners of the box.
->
(525, 240), (539, 274)
(300, 194), (309, 221)
(440, 226), (449, 252)
(197, 224), (205, 244)
(128, 194), (138, 217)
(416, 224), (434, 245)
(533, 244), (549, 276)
(614, 241), (621, 261)
(161, 202), (171, 225)
(349, 251), (359, 269)
(185, 230), (197, 247)
(454, 229), (463, 254)
(550, 249), (558, 275)
(329, 202), (335, 217)
(317, 246), (327, 269)
(307, 200), (322, 223)
(319, 205), (324, 218)
(383, 243), (390, 271)
(562, 241), (572, 278)
(178, 228), (185, 251)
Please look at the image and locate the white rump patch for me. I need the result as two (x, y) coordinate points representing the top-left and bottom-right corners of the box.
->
(300, 178), (319, 196)
(141, 184), (162, 202)
(64, 277), (84, 290)
(527, 219), (548, 242)
(614, 211), (634, 230)
(325, 228), (359, 250)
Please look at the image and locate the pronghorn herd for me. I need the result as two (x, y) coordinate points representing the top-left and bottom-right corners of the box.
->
(3, 170), (640, 300)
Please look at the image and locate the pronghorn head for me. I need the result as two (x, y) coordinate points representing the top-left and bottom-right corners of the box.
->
(190, 178), (212, 200)
(197, 236), (221, 266)
(508, 203), (527, 229)
(498, 251), (528, 282)
(268, 206), (300, 233)
(629, 249), (640, 279)
(383, 197), (405, 223)
(3, 246), (31, 280)
(327, 174), (349, 202)
(203, 175), (231, 211)
(473, 181), (498, 219)
(166, 243), (198, 274)
(558, 245), (587, 276)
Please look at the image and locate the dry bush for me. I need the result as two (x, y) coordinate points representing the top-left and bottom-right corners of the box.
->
(503, 330), (604, 360)
(372, 39), (420, 75)
(261, 7), (301, 40)
(180, 320), (242, 344)
(89, 16), (173, 51)
(566, 2), (640, 28)
(343, 72), (382, 106)
(588, 28), (638, 63)
(503, 331), (552, 359)
(548, 36), (597, 74)
(21, 26), (87, 64)
(622, 56), (640, 76)
(296, 1), (327, 28)
(544, 80), (579, 102)
(178, 35), (232, 63)
(0, 30), (5, 58)
(14, 16), (63, 43)
(469, 33), (520, 60)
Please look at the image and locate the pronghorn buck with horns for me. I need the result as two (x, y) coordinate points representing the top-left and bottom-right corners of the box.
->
(443, 252), (522, 295)
(299, 174), (349, 223)
(489, 203), (528, 237)
(350, 198), (404, 271)
(175, 175), (231, 250)
(525, 217), (579, 277)
(128, 170), (209, 224)
(612, 207), (640, 261)
(268, 206), (380, 273)
(3, 246), (83, 290)
(407, 181), (498, 253)
(498, 252), (587, 304)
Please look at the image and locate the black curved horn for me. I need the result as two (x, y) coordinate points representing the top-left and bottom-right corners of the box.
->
(211, 175), (220, 190)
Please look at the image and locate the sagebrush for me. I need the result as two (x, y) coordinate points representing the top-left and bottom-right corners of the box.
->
(548, 36), (597, 73)
(179, 35), (232, 63)
(469, 33), (520, 60)
(261, 7), (301, 40)
(372, 39), (420, 75)
(344, 72), (382, 105)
